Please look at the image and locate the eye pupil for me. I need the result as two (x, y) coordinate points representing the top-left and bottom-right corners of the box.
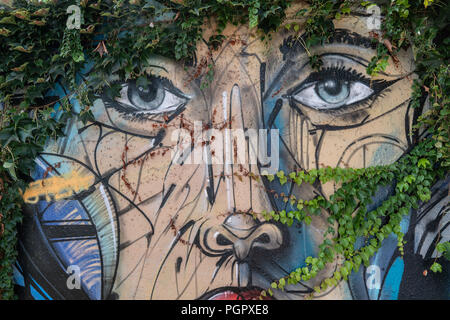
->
(136, 83), (158, 103)
(323, 80), (341, 95)
(127, 78), (165, 110)
(316, 79), (349, 104)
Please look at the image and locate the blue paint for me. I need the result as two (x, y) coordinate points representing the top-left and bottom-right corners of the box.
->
(23, 157), (103, 300)
(379, 257), (404, 300)
(32, 277), (53, 300)
(13, 265), (24, 287)
(30, 285), (46, 300)
(40, 200), (102, 300)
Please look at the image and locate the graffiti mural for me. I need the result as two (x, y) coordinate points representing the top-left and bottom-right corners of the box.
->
(14, 3), (449, 300)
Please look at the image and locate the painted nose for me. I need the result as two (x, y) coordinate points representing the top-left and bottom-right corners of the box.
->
(201, 213), (283, 262)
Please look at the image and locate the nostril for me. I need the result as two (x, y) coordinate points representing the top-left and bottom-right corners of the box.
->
(216, 233), (233, 246)
(251, 223), (283, 251)
(254, 233), (271, 244)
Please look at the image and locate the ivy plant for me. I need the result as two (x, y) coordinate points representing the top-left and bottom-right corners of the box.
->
(0, 0), (448, 300)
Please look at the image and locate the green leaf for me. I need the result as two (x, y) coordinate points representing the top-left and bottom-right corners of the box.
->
(430, 262), (442, 273)
(354, 255), (362, 267)
(424, 0), (434, 8)
(340, 267), (349, 279)
(304, 216), (312, 225)
(418, 158), (431, 168)
(331, 203), (339, 215)
(3, 162), (17, 180)
(0, 16), (17, 24)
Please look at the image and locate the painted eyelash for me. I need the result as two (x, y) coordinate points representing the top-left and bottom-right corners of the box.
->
(300, 66), (395, 93)
(100, 75), (187, 121)
(285, 66), (397, 113)
(323, 86), (391, 116)
(104, 101), (165, 122)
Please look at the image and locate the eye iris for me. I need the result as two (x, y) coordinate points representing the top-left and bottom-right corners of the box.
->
(137, 84), (158, 102)
(128, 79), (165, 110)
(316, 79), (350, 104)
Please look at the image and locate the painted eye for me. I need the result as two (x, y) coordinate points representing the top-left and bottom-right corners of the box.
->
(113, 77), (190, 115)
(316, 79), (350, 103)
(292, 78), (373, 110)
(289, 67), (397, 111)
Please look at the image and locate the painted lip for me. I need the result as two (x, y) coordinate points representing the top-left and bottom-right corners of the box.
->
(200, 287), (273, 300)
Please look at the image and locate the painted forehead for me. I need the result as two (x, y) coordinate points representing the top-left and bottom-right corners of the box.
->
(142, 56), (175, 76)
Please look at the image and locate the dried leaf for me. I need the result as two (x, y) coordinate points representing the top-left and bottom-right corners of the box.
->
(383, 39), (394, 53)
(13, 9), (30, 20)
(32, 8), (49, 16)
(10, 45), (33, 53)
(81, 24), (95, 34)
(0, 28), (11, 36)
(11, 62), (28, 72)
(29, 20), (46, 26)
(93, 40), (108, 57)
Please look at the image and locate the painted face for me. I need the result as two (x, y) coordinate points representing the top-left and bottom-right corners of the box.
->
(18, 3), (430, 301)
(262, 12), (417, 200)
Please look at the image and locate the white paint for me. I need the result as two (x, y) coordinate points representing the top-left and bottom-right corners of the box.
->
(222, 91), (232, 212)
(99, 184), (118, 259)
(366, 265), (381, 290)
(66, 265), (81, 289)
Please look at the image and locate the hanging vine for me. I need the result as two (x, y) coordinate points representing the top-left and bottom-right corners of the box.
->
(0, 0), (448, 299)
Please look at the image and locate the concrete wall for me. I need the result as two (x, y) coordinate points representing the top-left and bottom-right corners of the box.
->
(15, 4), (449, 300)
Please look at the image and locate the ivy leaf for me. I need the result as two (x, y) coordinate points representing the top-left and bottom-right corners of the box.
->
(249, 6), (259, 29)
(424, 0), (434, 8)
(331, 203), (339, 215)
(29, 20), (46, 26)
(418, 158), (431, 168)
(341, 238), (349, 248)
(13, 9), (30, 20)
(10, 44), (33, 53)
(0, 28), (11, 36)
(304, 216), (312, 225)
(0, 16), (17, 24)
(32, 8), (50, 17)
(377, 233), (384, 242)
(430, 262), (442, 273)
(333, 271), (341, 281)
(3, 162), (17, 180)
(18, 128), (34, 142)
(436, 242), (450, 260)
(361, 252), (369, 263)
(354, 255), (362, 267)
(11, 62), (29, 72)
(340, 266), (349, 280)
(72, 51), (85, 63)
(2, 132), (20, 147)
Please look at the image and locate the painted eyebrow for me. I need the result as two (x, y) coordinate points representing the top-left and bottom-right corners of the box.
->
(147, 64), (169, 74)
(280, 28), (377, 61)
